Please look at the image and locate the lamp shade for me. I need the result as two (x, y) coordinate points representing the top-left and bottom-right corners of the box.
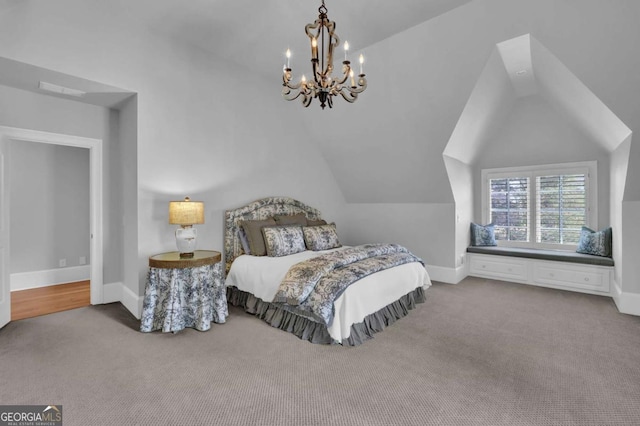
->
(168, 197), (204, 225)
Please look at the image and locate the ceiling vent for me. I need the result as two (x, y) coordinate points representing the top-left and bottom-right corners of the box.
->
(38, 81), (86, 97)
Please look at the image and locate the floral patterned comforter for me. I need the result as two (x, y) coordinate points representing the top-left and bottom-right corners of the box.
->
(272, 244), (424, 326)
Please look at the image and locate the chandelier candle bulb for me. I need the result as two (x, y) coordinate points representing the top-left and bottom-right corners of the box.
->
(344, 41), (349, 60)
(359, 54), (364, 75)
(312, 38), (318, 59)
(350, 70), (355, 87)
(286, 48), (291, 68)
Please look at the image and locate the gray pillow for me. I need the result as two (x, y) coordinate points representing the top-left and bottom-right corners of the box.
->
(306, 218), (327, 227)
(262, 225), (306, 257)
(237, 227), (251, 255)
(274, 213), (308, 226)
(240, 218), (276, 256)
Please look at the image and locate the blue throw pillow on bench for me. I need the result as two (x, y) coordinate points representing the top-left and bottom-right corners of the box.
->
(576, 226), (612, 257)
(470, 223), (497, 247)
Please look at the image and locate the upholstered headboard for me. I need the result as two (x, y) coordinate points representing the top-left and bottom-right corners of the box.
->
(224, 197), (322, 273)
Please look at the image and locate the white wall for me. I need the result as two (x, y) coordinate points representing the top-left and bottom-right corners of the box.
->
(0, 1), (348, 298)
(621, 133), (640, 295)
(9, 140), (89, 273)
(473, 95), (611, 229)
(118, 97), (138, 297)
(1, 0), (640, 303)
(443, 156), (474, 272)
(342, 203), (455, 271)
(0, 84), (123, 285)
(610, 136), (630, 287)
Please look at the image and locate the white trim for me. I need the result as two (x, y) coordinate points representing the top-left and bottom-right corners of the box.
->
(10, 266), (91, 291)
(467, 253), (612, 296)
(481, 160), (597, 250)
(611, 279), (640, 316)
(103, 281), (123, 304)
(121, 284), (143, 320)
(426, 264), (467, 284)
(0, 126), (103, 305)
(102, 281), (142, 319)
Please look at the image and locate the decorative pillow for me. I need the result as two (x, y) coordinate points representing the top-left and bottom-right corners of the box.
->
(237, 227), (251, 255)
(303, 223), (341, 251)
(262, 225), (307, 257)
(274, 213), (308, 226)
(306, 218), (327, 227)
(576, 226), (612, 257)
(470, 223), (497, 247)
(239, 218), (276, 256)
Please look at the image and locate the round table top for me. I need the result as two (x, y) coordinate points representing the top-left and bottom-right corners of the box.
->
(149, 250), (222, 269)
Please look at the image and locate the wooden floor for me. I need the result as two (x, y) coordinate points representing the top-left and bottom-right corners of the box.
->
(11, 281), (90, 321)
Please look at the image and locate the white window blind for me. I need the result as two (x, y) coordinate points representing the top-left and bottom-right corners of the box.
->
(489, 177), (529, 242)
(536, 174), (587, 244)
(482, 162), (596, 249)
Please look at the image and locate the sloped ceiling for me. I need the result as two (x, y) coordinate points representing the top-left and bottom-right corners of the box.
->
(300, 0), (640, 203)
(75, 0), (472, 79)
(2, 0), (639, 206)
(445, 34), (631, 166)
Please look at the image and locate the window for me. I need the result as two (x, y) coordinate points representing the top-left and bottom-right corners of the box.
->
(482, 162), (597, 250)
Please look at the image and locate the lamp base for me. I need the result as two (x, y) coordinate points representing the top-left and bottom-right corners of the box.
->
(175, 226), (198, 256)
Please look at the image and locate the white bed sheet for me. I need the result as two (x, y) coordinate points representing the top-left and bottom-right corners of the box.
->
(226, 247), (431, 342)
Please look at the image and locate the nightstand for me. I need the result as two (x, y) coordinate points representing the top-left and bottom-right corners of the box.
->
(140, 250), (228, 333)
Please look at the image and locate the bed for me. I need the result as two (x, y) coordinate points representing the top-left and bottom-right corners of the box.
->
(224, 197), (431, 345)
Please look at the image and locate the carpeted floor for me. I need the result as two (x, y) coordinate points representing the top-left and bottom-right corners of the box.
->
(1, 277), (639, 426)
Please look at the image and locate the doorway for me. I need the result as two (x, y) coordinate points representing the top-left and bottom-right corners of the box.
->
(0, 126), (103, 329)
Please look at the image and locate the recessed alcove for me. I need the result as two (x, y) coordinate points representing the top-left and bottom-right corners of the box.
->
(443, 34), (635, 309)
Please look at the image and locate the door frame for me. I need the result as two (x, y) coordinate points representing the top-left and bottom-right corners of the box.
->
(0, 125), (103, 306)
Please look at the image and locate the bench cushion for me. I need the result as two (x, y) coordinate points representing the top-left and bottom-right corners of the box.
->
(466, 246), (614, 267)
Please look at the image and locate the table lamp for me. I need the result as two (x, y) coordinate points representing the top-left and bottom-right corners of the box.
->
(168, 197), (204, 258)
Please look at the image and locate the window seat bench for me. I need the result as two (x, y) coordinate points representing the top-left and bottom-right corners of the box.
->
(466, 246), (613, 295)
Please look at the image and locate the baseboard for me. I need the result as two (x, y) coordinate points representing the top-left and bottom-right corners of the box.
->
(122, 284), (143, 320)
(426, 264), (467, 284)
(10, 266), (91, 291)
(103, 282), (123, 304)
(612, 279), (640, 316)
(102, 281), (142, 320)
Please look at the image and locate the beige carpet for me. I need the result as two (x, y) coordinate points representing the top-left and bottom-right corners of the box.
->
(1, 277), (640, 426)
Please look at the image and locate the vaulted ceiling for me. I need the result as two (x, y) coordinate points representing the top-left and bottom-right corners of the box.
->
(2, 0), (639, 206)
(110, 0), (472, 75)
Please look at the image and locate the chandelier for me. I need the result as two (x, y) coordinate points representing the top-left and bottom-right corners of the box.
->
(282, 0), (367, 109)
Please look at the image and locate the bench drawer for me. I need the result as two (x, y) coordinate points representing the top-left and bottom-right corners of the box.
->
(469, 255), (527, 281)
(533, 263), (610, 292)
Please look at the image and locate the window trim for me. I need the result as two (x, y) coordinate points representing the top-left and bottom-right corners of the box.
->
(481, 161), (597, 250)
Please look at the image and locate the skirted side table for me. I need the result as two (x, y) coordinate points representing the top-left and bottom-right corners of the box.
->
(140, 250), (228, 333)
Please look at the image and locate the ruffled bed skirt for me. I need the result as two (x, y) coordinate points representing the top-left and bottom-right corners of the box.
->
(226, 286), (426, 346)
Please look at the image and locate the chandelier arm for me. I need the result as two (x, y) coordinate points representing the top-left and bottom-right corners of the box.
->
(353, 75), (368, 93)
(301, 93), (313, 107)
(338, 89), (358, 103)
(334, 62), (351, 85)
(283, 80), (304, 91)
(282, 87), (304, 101)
